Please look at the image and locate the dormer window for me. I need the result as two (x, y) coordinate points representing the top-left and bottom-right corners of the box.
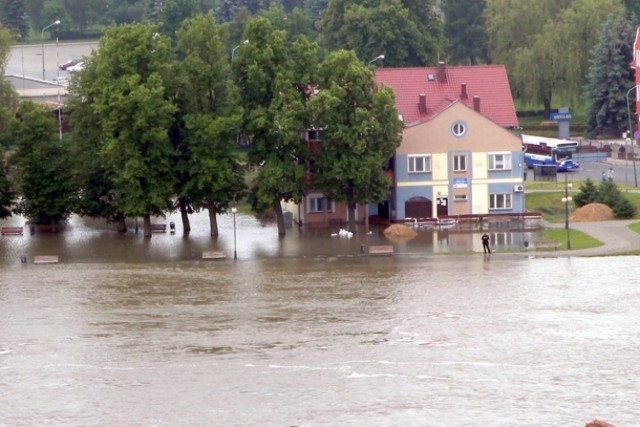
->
(427, 74), (435, 81)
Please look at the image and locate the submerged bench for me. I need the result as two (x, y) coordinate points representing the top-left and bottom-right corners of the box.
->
(1, 226), (24, 235)
(150, 223), (167, 233)
(202, 251), (227, 260)
(34, 255), (59, 264)
(369, 245), (394, 256)
(534, 240), (560, 251)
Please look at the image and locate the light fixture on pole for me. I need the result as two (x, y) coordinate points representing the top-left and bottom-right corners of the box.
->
(231, 39), (249, 61)
(41, 19), (60, 80)
(561, 174), (573, 250)
(625, 85), (639, 187)
(231, 204), (238, 260)
(368, 54), (385, 67)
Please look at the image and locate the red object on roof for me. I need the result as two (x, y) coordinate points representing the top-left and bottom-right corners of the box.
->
(374, 63), (518, 128)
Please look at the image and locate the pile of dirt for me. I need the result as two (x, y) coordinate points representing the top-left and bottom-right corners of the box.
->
(383, 223), (418, 240)
(570, 202), (614, 222)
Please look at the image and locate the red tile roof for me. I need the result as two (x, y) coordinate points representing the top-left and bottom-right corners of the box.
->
(374, 64), (518, 128)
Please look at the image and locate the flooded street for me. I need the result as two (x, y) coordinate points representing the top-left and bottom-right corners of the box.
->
(1, 214), (640, 426)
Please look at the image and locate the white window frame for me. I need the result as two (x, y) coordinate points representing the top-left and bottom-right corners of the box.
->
(407, 154), (431, 173)
(489, 193), (512, 210)
(451, 121), (467, 137)
(307, 194), (335, 213)
(488, 152), (512, 170)
(453, 155), (467, 172)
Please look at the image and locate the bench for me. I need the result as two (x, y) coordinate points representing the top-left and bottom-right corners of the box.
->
(369, 245), (394, 256)
(151, 224), (167, 233)
(1, 226), (24, 235)
(34, 255), (59, 264)
(534, 240), (560, 251)
(202, 251), (227, 260)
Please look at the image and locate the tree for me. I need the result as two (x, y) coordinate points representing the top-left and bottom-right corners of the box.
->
(175, 13), (246, 236)
(573, 178), (599, 207)
(1, 0), (29, 39)
(441, 0), (488, 65)
(232, 16), (318, 235)
(319, 0), (444, 67)
(308, 50), (402, 231)
(486, 0), (622, 116)
(157, 0), (200, 39)
(10, 102), (77, 230)
(0, 154), (14, 218)
(584, 12), (635, 138)
(69, 24), (177, 237)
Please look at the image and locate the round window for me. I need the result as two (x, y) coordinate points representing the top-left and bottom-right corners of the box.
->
(451, 121), (467, 137)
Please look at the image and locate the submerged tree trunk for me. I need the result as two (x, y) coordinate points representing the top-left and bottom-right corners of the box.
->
(274, 198), (285, 235)
(143, 214), (151, 238)
(117, 214), (127, 233)
(348, 201), (357, 232)
(50, 217), (57, 233)
(179, 198), (191, 235)
(207, 201), (219, 237)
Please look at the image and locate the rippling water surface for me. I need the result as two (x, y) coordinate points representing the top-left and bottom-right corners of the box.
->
(1, 253), (639, 426)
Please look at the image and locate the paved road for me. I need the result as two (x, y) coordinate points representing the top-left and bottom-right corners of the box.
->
(7, 41), (98, 81)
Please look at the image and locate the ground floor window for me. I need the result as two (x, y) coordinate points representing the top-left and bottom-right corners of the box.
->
(489, 193), (512, 210)
(308, 194), (335, 213)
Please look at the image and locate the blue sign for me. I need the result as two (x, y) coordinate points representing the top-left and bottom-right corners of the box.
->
(549, 112), (572, 121)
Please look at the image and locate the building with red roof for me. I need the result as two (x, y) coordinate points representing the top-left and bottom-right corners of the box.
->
(373, 62), (525, 222)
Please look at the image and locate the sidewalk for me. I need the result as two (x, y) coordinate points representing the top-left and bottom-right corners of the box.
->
(532, 219), (640, 257)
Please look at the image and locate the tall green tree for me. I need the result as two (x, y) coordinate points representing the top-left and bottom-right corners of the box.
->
(0, 155), (14, 218)
(308, 50), (402, 231)
(319, 0), (444, 67)
(69, 24), (177, 237)
(156, 0), (200, 39)
(11, 102), (77, 230)
(584, 12), (635, 138)
(2, 0), (29, 39)
(232, 15), (318, 235)
(0, 28), (19, 146)
(175, 13), (246, 236)
(486, 0), (622, 115)
(441, 0), (487, 65)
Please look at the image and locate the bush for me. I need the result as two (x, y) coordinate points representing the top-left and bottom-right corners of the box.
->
(572, 178), (638, 218)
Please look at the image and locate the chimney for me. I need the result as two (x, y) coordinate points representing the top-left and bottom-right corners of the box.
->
(473, 96), (480, 112)
(460, 83), (468, 99)
(418, 93), (427, 114)
(437, 61), (447, 83)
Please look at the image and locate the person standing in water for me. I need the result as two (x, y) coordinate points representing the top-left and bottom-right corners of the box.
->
(481, 233), (491, 254)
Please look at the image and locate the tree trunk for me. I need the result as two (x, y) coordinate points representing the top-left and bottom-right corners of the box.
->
(274, 198), (285, 235)
(143, 214), (152, 238)
(179, 198), (191, 235)
(117, 215), (127, 233)
(348, 201), (357, 232)
(543, 92), (552, 119)
(207, 201), (219, 237)
(50, 217), (57, 233)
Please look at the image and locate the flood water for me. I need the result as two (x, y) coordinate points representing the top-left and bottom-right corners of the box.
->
(1, 214), (639, 426)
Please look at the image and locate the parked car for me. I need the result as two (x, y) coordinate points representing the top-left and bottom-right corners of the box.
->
(67, 62), (85, 73)
(59, 59), (81, 70)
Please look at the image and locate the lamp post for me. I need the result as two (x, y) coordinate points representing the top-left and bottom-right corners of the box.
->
(625, 85), (639, 187)
(231, 205), (237, 260)
(562, 174), (573, 249)
(231, 39), (249, 61)
(368, 54), (385, 67)
(41, 19), (60, 80)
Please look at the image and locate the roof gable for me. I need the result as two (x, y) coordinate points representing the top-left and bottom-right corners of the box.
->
(374, 63), (518, 129)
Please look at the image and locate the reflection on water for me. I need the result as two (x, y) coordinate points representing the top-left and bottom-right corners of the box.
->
(0, 212), (543, 265)
(1, 256), (638, 426)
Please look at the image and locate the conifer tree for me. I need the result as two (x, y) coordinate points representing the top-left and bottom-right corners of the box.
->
(584, 13), (635, 138)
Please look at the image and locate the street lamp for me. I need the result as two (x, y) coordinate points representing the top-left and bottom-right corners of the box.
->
(231, 39), (249, 61)
(231, 205), (238, 260)
(368, 54), (385, 67)
(562, 174), (573, 249)
(41, 19), (60, 80)
(624, 85), (639, 187)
